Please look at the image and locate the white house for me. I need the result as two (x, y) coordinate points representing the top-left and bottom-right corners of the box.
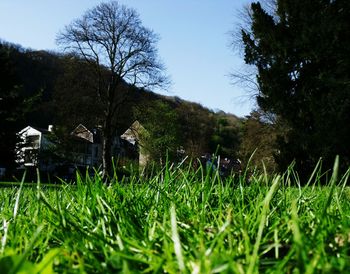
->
(16, 124), (103, 171)
(16, 122), (144, 175)
(16, 125), (54, 171)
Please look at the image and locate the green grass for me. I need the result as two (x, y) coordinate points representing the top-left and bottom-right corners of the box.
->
(1, 160), (350, 273)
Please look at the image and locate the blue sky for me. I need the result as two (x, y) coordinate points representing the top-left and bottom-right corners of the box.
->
(0, 0), (256, 117)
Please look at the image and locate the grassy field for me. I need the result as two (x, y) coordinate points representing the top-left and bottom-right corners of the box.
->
(1, 159), (350, 273)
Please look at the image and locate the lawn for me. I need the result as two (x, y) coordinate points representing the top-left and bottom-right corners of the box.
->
(1, 159), (350, 273)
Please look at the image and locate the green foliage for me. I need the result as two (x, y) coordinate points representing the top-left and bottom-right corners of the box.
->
(1, 161), (350, 272)
(135, 100), (181, 164)
(0, 248), (59, 274)
(239, 109), (277, 173)
(209, 114), (242, 159)
(135, 99), (243, 165)
(176, 101), (216, 158)
(241, 0), (350, 177)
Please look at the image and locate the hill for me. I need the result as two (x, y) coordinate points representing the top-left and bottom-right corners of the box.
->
(0, 40), (242, 168)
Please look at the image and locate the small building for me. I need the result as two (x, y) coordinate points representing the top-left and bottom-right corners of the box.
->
(70, 124), (102, 168)
(16, 122), (145, 175)
(121, 120), (150, 168)
(16, 124), (105, 173)
(16, 125), (55, 172)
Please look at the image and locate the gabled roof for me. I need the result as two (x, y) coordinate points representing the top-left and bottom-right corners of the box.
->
(121, 120), (145, 145)
(31, 126), (51, 134)
(71, 124), (94, 143)
(18, 126), (50, 135)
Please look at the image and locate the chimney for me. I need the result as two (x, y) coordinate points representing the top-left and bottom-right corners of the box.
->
(48, 125), (54, 132)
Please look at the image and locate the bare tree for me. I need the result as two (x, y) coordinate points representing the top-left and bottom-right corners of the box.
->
(229, 0), (277, 99)
(56, 1), (168, 177)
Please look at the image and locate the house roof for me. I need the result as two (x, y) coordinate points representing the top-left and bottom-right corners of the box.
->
(121, 120), (145, 145)
(31, 126), (51, 134)
(71, 124), (93, 143)
(70, 124), (101, 143)
(18, 126), (50, 135)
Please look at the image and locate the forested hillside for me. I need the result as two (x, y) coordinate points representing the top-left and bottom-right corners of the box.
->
(0, 40), (245, 172)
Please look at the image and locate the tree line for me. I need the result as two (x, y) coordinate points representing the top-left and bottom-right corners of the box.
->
(1, 38), (256, 178)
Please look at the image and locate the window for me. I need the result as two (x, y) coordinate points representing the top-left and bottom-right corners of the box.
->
(24, 149), (38, 165)
(26, 135), (40, 148)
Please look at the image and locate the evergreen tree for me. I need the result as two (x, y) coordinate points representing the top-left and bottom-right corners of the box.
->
(241, 0), (350, 176)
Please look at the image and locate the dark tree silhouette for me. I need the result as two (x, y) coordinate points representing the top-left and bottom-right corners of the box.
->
(56, 1), (168, 177)
(239, 0), (350, 176)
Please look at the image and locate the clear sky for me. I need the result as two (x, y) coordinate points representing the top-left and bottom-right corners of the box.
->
(0, 0), (256, 117)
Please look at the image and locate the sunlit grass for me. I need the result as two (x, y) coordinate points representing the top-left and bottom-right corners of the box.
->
(1, 159), (350, 273)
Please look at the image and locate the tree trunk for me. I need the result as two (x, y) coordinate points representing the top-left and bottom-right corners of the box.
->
(101, 116), (113, 179)
(101, 136), (112, 179)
